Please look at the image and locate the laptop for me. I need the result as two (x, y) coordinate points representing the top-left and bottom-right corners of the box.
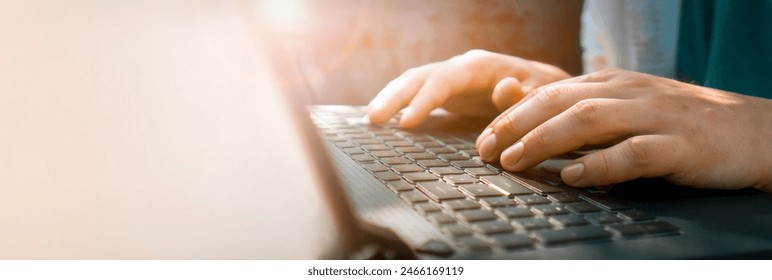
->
(2, 1), (771, 259)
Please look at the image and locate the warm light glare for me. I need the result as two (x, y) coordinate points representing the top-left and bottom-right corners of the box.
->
(258, 0), (310, 31)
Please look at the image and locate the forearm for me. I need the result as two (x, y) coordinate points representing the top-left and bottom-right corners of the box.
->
(753, 96), (772, 192)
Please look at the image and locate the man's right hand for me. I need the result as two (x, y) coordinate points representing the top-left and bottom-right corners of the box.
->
(366, 49), (570, 128)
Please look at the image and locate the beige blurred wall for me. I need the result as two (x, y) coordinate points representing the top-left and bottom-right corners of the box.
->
(255, 0), (583, 104)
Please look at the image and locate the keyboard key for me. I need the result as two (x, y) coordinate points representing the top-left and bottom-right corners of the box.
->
(465, 167), (499, 177)
(459, 149), (480, 157)
(376, 135), (402, 142)
(335, 141), (356, 148)
(442, 199), (481, 211)
(417, 159), (450, 168)
(391, 163), (425, 174)
(514, 194), (552, 205)
(531, 225), (611, 245)
(385, 140), (414, 147)
(404, 172), (439, 184)
(363, 163), (390, 172)
(438, 154), (470, 161)
(511, 217), (552, 230)
(443, 224), (473, 237)
(548, 192), (581, 203)
(405, 152), (437, 160)
(471, 220), (515, 234)
(350, 133), (375, 140)
(381, 157), (412, 165)
(444, 174), (478, 185)
(618, 210), (654, 222)
(480, 197), (517, 208)
(585, 212), (624, 225)
(565, 202), (602, 213)
(351, 154), (375, 162)
(506, 173), (565, 194)
(427, 213), (456, 225)
(415, 141), (443, 148)
(416, 240), (454, 256)
(416, 181), (466, 202)
(399, 190), (429, 204)
(530, 205), (570, 216)
(495, 207), (534, 219)
(456, 236), (490, 251)
(369, 129), (394, 136)
(370, 150), (400, 158)
(386, 180), (414, 192)
(458, 184), (502, 199)
(449, 143), (475, 150)
(429, 166), (464, 175)
(374, 171), (401, 181)
(327, 136), (348, 142)
(342, 147), (365, 155)
(405, 136), (432, 142)
(606, 221), (679, 236)
(451, 160), (485, 169)
(434, 136), (464, 145)
(361, 144), (391, 151)
(480, 175), (534, 197)
(579, 193), (632, 211)
(426, 147), (456, 155)
(354, 140), (381, 146)
(549, 214), (589, 227)
(455, 209), (497, 222)
(414, 202), (443, 215)
(394, 146), (423, 154)
(489, 234), (533, 249)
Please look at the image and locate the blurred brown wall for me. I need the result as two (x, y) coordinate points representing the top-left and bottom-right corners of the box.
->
(255, 0), (583, 105)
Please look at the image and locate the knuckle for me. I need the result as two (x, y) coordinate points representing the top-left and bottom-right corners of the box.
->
(625, 137), (656, 168)
(595, 151), (614, 175)
(570, 99), (601, 125)
(501, 112), (517, 131)
(534, 85), (568, 107)
(450, 49), (492, 66)
(463, 49), (490, 58)
(400, 67), (422, 78)
(523, 126), (549, 150)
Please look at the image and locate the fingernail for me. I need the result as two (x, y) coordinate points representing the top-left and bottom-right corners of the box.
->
(476, 128), (493, 147)
(561, 163), (585, 185)
(479, 133), (497, 160)
(501, 141), (524, 169)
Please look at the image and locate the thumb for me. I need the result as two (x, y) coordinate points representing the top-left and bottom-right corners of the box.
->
(561, 135), (678, 187)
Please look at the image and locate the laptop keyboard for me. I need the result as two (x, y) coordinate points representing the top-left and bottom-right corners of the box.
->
(311, 106), (680, 256)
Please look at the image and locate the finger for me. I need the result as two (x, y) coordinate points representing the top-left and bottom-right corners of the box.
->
(499, 99), (653, 170)
(398, 67), (460, 128)
(475, 83), (532, 148)
(475, 77), (580, 147)
(476, 70), (618, 149)
(560, 135), (682, 187)
(367, 64), (438, 124)
(474, 77), (525, 151)
(480, 82), (625, 162)
(491, 77), (525, 112)
(493, 68), (620, 121)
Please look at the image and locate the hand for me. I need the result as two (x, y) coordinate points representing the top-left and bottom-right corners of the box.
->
(366, 49), (570, 128)
(476, 68), (772, 191)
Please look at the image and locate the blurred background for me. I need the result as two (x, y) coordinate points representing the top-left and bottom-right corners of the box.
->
(254, 0), (583, 105)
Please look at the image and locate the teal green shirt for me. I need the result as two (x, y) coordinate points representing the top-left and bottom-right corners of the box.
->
(677, 0), (772, 99)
